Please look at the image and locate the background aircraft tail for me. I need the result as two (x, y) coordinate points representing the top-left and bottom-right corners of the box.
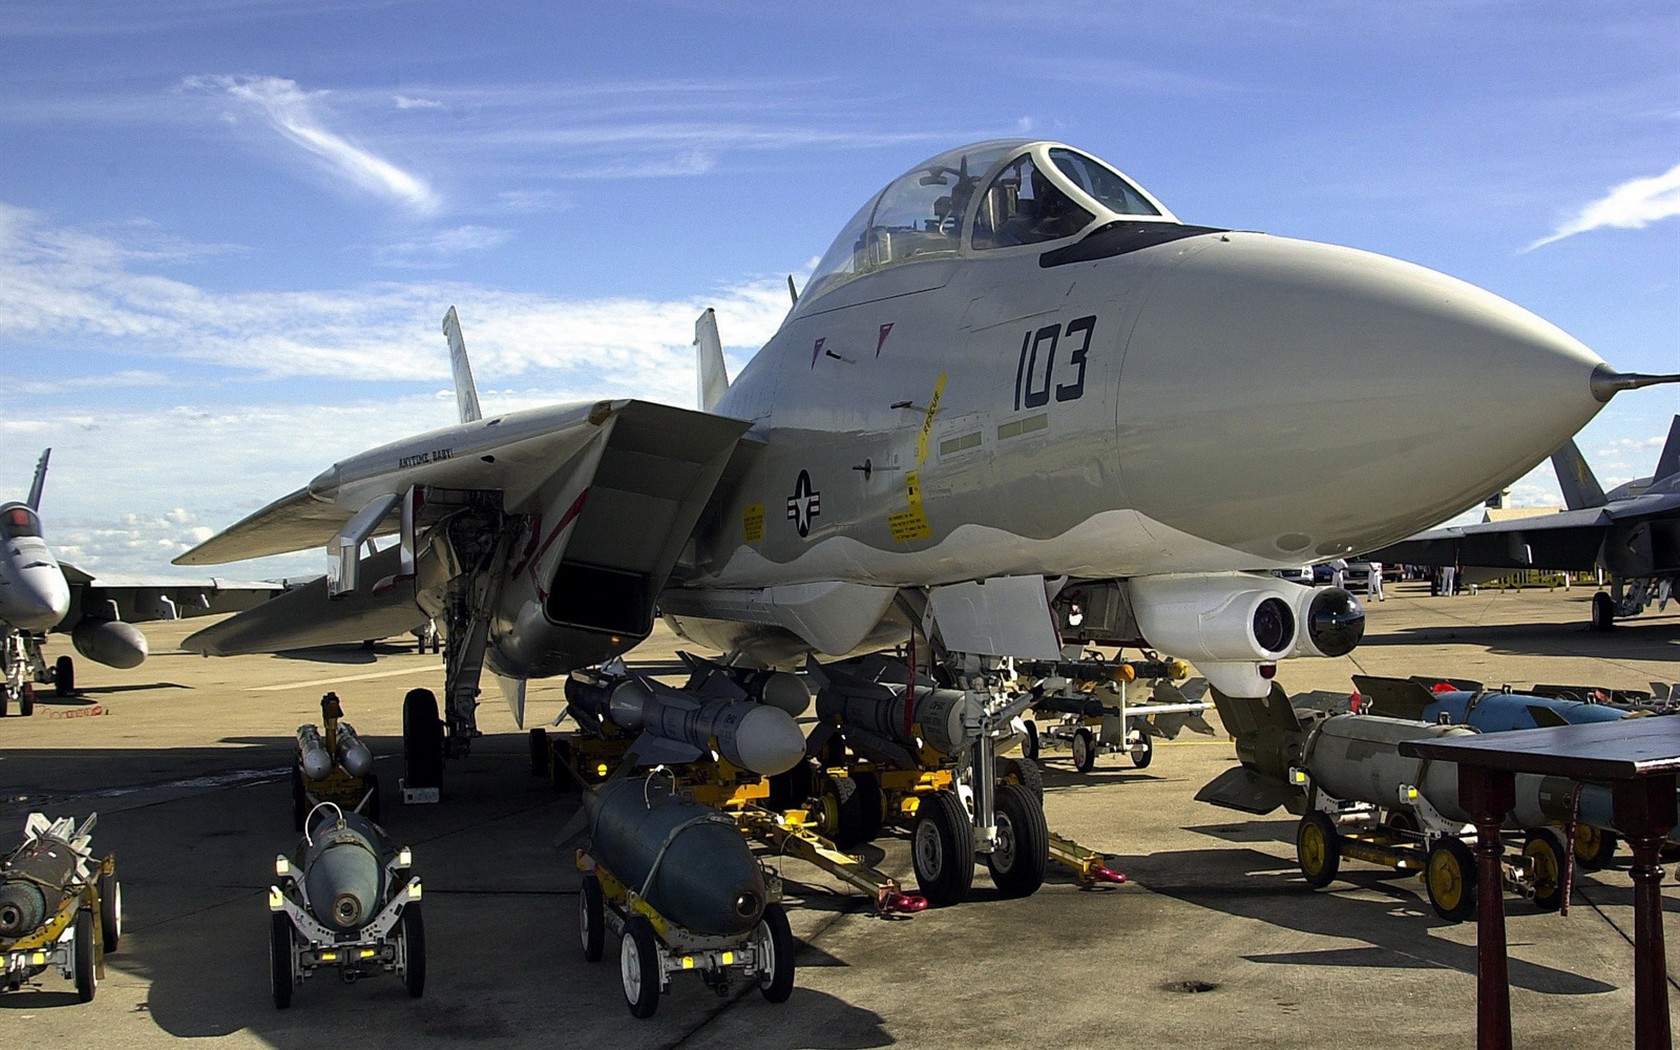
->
(1654, 415), (1680, 484)
(441, 306), (483, 424)
(1549, 439), (1607, 510)
(694, 308), (730, 412)
(26, 448), (50, 510)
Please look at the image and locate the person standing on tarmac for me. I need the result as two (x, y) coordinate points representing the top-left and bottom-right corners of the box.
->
(1330, 557), (1348, 590)
(1367, 560), (1386, 601)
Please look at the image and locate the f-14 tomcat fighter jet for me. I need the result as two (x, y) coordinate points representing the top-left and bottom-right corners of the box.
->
(1, 450), (282, 714)
(177, 139), (1674, 765)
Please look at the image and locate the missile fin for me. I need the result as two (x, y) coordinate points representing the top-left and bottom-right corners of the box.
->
(1194, 766), (1302, 815)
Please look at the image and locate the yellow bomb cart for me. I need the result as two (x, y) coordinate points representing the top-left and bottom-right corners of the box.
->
(0, 812), (121, 1002)
(576, 776), (795, 1019)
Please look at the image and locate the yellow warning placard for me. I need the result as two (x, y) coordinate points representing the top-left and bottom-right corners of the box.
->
(915, 373), (946, 468)
(888, 471), (931, 541)
(743, 503), (765, 544)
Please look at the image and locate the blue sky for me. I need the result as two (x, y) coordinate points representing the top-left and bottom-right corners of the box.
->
(1, 1), (1675, 578)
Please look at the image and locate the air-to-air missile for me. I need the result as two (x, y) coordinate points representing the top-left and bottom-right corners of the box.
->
(267, 803), (423, 1008)
(1352, 674), (1633, 731)
(575, 774), (796, 1018)
(1197, 682), (1667, 920)
(291, 692), (381, 828)
(803, 658), (979, 770)
(1, 812), (120, 1002)
(563, 663), (807, 776)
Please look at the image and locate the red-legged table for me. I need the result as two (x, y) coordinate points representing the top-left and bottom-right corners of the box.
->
(1401, 718), (1680, 1050)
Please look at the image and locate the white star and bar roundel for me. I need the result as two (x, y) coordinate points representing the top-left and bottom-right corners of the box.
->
(786, 469), (821, 537)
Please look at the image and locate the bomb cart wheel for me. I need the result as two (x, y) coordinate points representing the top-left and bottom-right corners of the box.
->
(269, 911), (295, 1009)
(98, 870), (122, 953)
(620, 914), (662, 1019)
(290, 764), (308, 832)
(1021, 720), (1040, 761)
(1425, 837), (1478, 922)
(73, 909), (96, 1002)
(529, 728), (550, 777)
(361, 773), (382, 824)
(985, 783), (1049, 899)
(851, 772), (884, 844)
(910, 789), (974, 907)
(1071, 728), (1097, 773)
(1591, 591), (1615, 632)
(1297, 812), (1341, 889)
(1574, 823), (1617, 870)
(818, 774), (866, 848)
(1130, 732), (1154, 769)
(766, 758), (815, 812)
(399, 903), (426, 998)
(19, 684), (33, 717)
(755, 901), (796, 1003)
(998, 756), (1044, 804)
(54, 655), (74, 697)
(1524, 831), (1566, 913)
(402, 688), (444, 792)
(579, 874), (605, 962)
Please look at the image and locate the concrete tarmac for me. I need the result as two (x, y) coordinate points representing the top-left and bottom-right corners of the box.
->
(0, 580), (1675, 1048)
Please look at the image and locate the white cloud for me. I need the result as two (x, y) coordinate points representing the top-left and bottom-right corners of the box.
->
(374, 225), (513, 268)
(393, 95), (443, 110)
(1527, 161), (1680, 250)
(183, 74), (439, 215)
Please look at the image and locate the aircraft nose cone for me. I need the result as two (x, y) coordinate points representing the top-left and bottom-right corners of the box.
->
(1117, 233), (1607, 560)
(6, 563), (71, 631)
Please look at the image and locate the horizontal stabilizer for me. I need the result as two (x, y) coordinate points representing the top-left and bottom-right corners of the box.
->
(182, 545), (423, 656)
(1194, 766), (1302, 815)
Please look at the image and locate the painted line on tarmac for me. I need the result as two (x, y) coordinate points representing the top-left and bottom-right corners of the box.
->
(249, 665), (439, 692)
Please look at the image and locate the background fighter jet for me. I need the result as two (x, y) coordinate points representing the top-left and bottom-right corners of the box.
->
(0, 449), (282, 715)
(1366, 415), (1680, 630)
(173, 140), (1675, 776)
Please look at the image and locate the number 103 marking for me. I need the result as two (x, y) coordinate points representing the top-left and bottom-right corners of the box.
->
(1014, 315), (1097, 411)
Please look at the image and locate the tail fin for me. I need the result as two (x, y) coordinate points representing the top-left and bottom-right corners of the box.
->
(1653, 415), (1680, 485)
(26, 448), (49, 511)
(441, 306), (483, 424)
(694, 308), (729, 412)
(1550, 439), (1607, 510)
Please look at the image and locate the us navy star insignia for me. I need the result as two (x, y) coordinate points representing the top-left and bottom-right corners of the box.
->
(786, 470), (821, 537)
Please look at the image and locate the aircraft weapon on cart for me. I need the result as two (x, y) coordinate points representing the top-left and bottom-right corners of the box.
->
(1011, 650), (1213, 772)
(0, 812), (120, 1002)
(291, 692), (381, 828)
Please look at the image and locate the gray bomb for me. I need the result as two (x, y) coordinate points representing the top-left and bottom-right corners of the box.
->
(565, 674), (805, 776)
(0, 813), (96, 938)
(814, 672), (976, 757)
(296, 722), (373, 781)
(587, 778), (765, 936)
(298, 810), (388, 931)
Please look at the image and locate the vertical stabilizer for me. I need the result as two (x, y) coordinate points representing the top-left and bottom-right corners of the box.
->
(26, 448), (50, 511)
(1549, 439), (1607, 510)
(1653, 415), (1680, 484)
(441, 306), (483, 424)
(694, 308), (730, 412)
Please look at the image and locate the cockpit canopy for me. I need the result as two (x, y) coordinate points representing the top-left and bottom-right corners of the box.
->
(1, 503), (43, 541)
(801, 140), (1176, 306)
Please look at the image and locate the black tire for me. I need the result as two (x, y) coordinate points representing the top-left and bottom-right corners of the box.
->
(755, 902), (796, 1003)
(1523, 831), (1566, 913)
(18, 684), (33, 717)
(985, 783), (1049, 898)
(1590, 591), (1615, 632)
(818, 774), (865, 848)
(403, 688), (445, 791)
(1021, 721), (1040, 762)
(290, 764), (308, 833)
(1297, 812), (1341, 888)
(579, 874), (605, 962)
(851, 772), (884, 844)
(1425, 837), (1478, 922)
(910, 790), (974, 907)
(1385, 809), (1419, 835)
(0, 688), (8, 717)
(361, 774), (381, 824)
(550, 738), (576, 794)
(54, 655), (74, 697)
(529, 728), (550, 777)
(73, 909), (96, 1002)
(400, 904), (426, 998)
(998, 757), (1045, 804)
(98, 871), (121, 953)
(270, 912), (294, 1009)
(1130, 733), (1154, 769)
(620, 914), (661, 1019)
(1071, 728), (1097, 773)
(1573, 823), (1618, 870)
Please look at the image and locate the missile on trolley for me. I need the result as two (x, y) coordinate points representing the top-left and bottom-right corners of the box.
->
(0, 813), (98, 938)
(1352, 674), (1633, 732)
(297, 809), (391, 931)
(678, 652), (812, 717)
(564, 667), (806, 776)
(296, 721), (374, 781)
(586, 776), (768, 937)
(803, 658), (981, 768)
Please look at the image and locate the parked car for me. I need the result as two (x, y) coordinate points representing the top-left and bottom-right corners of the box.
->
(1270, 566), (1314, 585)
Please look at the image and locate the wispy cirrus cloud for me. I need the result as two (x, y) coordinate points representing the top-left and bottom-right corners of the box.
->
(182, 74), (439, 215)
(1527, 161), (1680, 250)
